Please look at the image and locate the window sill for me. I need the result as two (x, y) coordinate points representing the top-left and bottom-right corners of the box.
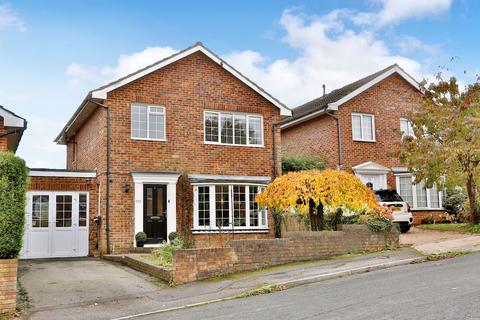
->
(191, 228), (270, 234)
(204, 141), (264, 148)
(352, 139), (376, 143)
(411, 208), (445, 211)
(131, 137), (167, 142)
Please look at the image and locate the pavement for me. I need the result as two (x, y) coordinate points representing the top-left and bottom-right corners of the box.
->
(139, 252), (480, 320)
(19, 249), (423, 320)
(401, 226), (480, 254)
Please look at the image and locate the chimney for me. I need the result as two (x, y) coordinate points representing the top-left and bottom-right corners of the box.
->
(322, 84), (326, 96)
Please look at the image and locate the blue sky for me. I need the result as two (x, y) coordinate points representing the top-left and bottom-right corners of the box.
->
(1, 0), (477, 168)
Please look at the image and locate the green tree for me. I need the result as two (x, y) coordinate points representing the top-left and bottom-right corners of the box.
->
(398, 76), (480, 223)
(282, 155), (324, 173)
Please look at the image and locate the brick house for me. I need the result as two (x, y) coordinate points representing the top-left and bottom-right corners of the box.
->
(51, 42), (291, 255)
(281, 65), (445, 222)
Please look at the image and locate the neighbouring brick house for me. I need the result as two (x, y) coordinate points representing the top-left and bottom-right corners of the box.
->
(53, 42), (291, 255)
(281, 65), (445, 223)
(0, 105), (27, 152)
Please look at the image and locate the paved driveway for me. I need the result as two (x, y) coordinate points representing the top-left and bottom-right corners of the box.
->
(400, 226), (480, 254)
(18, 258), (166, 319)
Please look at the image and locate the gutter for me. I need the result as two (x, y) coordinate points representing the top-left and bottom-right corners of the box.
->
(88, 99), (111, 255)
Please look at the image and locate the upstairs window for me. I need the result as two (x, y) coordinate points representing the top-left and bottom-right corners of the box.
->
(400, 118), (414, 137)
(204, 111), (263, 146)
(131, 104), (166, 140)
(352, 113), (375, 142)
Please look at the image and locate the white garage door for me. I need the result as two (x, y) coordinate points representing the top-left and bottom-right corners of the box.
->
(21, 191), (89, 259)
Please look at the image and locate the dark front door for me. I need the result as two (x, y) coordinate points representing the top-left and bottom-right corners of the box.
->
(143, 184), (167, 244)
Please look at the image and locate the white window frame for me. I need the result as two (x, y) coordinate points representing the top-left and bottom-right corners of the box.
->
(400, 117), (414, 138)
(351, 113), (376, 142)
(131, 104), (167, 141)
(192, 184), (268, 232)
(395, 175), (443, 210)
(203, 110), (264, 147)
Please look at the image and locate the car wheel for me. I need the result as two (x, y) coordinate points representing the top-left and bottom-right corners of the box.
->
(400, 223), (411, 233)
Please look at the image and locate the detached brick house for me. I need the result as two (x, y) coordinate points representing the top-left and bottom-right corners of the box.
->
(50, 42), (291, 255)
(281, 65), (445, 221)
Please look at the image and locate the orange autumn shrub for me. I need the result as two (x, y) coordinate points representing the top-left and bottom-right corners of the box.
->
(256, 169), (378, 215)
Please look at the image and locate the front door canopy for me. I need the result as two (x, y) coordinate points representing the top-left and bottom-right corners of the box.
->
(352, 161), (390, 175)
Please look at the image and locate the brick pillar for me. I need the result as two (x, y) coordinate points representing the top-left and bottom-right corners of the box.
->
(0, 259), (17, 316)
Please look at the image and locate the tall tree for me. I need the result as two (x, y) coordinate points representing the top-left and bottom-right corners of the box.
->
(398, 76), (480, 223)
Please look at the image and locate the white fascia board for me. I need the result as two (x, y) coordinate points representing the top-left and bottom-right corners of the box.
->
(0, 109), (24, 127)
(328, 66), (421, 110)
(91, 45), (291, 117)
(29, 170), (96, 178)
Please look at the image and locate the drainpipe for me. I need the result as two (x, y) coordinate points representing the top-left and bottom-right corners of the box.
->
(272, 121), (282, 177)
(89, 99), (111, 254)
(325, 111), (343, 169)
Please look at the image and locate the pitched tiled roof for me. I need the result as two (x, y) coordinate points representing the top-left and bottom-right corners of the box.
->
(289, 64), (399, 121)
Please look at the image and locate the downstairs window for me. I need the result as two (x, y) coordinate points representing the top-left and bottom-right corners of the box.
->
(193, 184), (267, 230)
(397, 176), (442, 209)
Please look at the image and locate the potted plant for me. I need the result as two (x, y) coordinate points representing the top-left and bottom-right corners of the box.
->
(135, 232), (147, 247)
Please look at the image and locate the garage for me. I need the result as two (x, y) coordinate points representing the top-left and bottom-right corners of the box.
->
(21, 169), (97, 259)
(21, 191), (89, 258)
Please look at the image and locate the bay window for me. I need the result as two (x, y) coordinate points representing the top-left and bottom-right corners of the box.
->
(396, 176), (443, 209)
(193, 184), (267, 231)
(204, 111), (263, 146)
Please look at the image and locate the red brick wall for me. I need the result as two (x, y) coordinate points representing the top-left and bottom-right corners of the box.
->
(282, 74), (422, 188)
(28, 176), (99, 254)
(282, 113), (338, 167)
(67, 108), (105, 172)
(172, 225), (399, 284)
(67, 51), (283, 253)
(0, 118), (8, 152)
(0, 259), (17, 316)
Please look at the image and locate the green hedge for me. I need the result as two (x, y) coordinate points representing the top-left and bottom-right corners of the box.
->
(0, 152), (29, 259)
(282, 155), (325, 173)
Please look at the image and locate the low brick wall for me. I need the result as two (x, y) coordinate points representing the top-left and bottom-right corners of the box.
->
(0, 259), (17, 316)
(412, 210), (446, 225)
(103, 254), (173, 284)
(172, 225), (399, 284)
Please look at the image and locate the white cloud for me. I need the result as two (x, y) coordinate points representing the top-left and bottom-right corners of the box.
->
(396, 35), (438, 55)
(355, 0), (453, 27)
(0, 4), (26, 31)
(16, 115), (66, 168)
(66, 46), (177, 88)
(224, 10), (425, 106)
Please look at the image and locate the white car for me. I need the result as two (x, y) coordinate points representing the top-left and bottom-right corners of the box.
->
(374, 189), (414, 233)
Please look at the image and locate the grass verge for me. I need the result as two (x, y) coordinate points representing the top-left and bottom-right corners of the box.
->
(418, 223), (480, 234)
(424, 250), (472, 261)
